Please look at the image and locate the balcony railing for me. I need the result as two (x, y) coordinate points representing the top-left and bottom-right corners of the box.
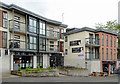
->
(46, 30), (59, 39)
(85, 52), (100, 60)
(85, 38), (100, 46)
(9, 39), (26, 50)
(9, 20), (26, 34)
(46, 44), (59, 52)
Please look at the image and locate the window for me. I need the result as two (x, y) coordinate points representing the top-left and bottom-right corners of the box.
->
(40, 21), (46, 35)
(29, 17), (37, 33)
(111, 49), (112, 60)
(37, 56), (43, 68)
(50, 41), (54, 44)
(65, 49), (68, 55)
(14, 35), (20, 39)
(61, 29), (64, 39)
(40, 38), (46, 51)
(72, 47), (84, 53)
(70, 40), (81, 46)
(0, 50), (1, 57)
(114, 49), (116, 60)
(5, 50), (8, 55)
(62, 42), (64, 52)
(3, 32), (7, 48)
(14, 16), (20, 20)
(65, 36), (67, 42)
(3, 11), (7, 28)
(102, 34), (104, 46)
(29, 36), (37, 50)
(106, 35), (108, 47)
(57, 28), (60, 38)
(102, 48), (104, 60)
(110, 36), (112, 47)
(49, 27), (54, 37)
(106, 48), (108, 60)
(114, 37), (116, 48)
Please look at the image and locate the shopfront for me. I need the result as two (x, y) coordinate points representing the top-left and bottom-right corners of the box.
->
(13, 56), (33, 70)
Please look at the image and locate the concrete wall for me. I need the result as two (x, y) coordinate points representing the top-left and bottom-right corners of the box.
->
(64, 31), (95, 68)
(43, 54), (50, 68)
(0, 48), (10, 77)
(0, 49), (2, 83)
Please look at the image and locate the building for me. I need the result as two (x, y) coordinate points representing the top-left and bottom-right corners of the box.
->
(64, 27), (118, 75)
(0, 2), (67, 76)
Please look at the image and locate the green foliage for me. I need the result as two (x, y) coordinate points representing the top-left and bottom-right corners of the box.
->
(95, 20), (120, 32)
(25, 67), (29, 71)
(28, 65), (31, 69)
(57, 65), (62, 69)
(48, 65), (51, 70)
(18, 66), (21, 71)
(37, 64), (40, 71)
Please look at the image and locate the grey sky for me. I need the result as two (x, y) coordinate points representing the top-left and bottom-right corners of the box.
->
(1, 0), (120, 28)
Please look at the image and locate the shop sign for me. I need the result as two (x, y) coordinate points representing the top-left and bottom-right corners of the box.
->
(78, 54), (84, 59)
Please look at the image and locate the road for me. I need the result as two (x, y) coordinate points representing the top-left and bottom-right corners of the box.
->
(2, 75), (119, 82)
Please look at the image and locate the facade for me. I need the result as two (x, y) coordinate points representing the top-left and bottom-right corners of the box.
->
(0, 2), (67, 76)
(64, 27), (118, 75)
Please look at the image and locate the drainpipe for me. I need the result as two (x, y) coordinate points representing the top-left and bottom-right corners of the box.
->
(12, 9), (14, 50)
(25, 14), (27, 50)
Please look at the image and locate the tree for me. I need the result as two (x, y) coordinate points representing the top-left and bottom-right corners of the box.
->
(95, 20), (120, 33)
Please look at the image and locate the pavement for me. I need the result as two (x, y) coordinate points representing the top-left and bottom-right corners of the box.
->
(1, 75), (119, 82)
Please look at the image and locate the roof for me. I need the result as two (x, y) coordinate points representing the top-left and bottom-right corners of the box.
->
(0, 2), (68, 28)
(65, 27), (118, 36)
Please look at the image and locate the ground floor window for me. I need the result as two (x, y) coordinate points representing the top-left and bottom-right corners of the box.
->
(13, 56), (33, 70)
(37, 56), (43, 68)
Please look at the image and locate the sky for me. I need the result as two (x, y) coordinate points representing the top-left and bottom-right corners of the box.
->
(1, 0), (120, 28)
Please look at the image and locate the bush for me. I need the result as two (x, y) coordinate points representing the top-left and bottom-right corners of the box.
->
(28, 65), (31, 69)
(57, 65), (62, 69)
(18, 66), (21, 71)
(48, 65), (51, 70)
(37, 64), (40, 71)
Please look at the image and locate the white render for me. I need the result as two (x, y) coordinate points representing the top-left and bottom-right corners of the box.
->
(43, 54), (50, 68)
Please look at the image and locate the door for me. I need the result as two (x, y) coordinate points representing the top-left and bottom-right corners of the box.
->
(89, 33), (93, 44)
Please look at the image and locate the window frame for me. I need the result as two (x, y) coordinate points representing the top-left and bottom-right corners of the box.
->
(110, 36), (112, 47)
(3, 11), (7, 28)
(102, 34), (104, 46)
(29, 36), (37, 50)
(65, 49), (68, 55)
(3, 32), (7, 48)
(106, 35), (108, 47)
(39, 21), (46, 35)
(65, 36), (68, 42)
(114, 37), (116, 48)
(102, 48), (104, 60)
(106, 48), (108, 60)
(39, 38), (46, 51)
(111, 49), (112, 60)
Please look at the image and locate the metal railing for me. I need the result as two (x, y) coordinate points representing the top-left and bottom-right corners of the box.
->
(85, 38), (100, 45)
(9, 39), (26, 50)
(9, 20), (26, 33)
(46, 30), (59, 39)
(46, 44), (59, 52)
(85, 52), (100, 60)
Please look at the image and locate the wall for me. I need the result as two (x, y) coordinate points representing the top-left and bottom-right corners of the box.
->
(64, 31), (95, 68)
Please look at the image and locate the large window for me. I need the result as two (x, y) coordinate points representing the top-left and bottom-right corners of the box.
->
(110, 36), (112, 47)
(70, 40), (81, 46)
(114, 49), (116, 60)
(61, 29), (64, 39)
(40, 21), (46, 35)
(37, 56), (43, 68)
(102, 48), (104, 60)
(29, 17), (37, 33)
(3, 11), (7, 28)
(114, 37), (116, 48)
(106, 48), (108, 60)
(106, 35), (108, 47)
(102, 34), (104, 46)
(40, 38), (46, 51)
(72, 47), (83, 53)
(111, 49), (112, 60)
(29, 36), (37, 50)
(3, 32), (7, 48)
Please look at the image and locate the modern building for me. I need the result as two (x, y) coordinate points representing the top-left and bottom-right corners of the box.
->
(0, 2), (67, 76)
(64, 27), (118, 75)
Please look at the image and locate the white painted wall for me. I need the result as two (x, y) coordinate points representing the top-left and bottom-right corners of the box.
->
(0, 49), (2, 83)
(43, 54), (50, 68)
(33, 56), (37, 68)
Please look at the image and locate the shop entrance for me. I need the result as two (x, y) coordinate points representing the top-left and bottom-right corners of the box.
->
(13, 56), (33, 70)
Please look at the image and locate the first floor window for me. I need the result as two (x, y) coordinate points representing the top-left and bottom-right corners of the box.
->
(3, 11), (7, 28)
(111, 49), (112, 60)
(102, 48), (104, 60)
(3, 32), (7, 48)
(29, 36), (37, 50)
(106, 48), (108, 60)
(40, 38), (46, 51)
(65, 36), (68, 42)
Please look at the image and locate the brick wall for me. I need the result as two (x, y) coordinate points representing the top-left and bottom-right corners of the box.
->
(0, 10), (3, 27)
(0, 31), (3, 48)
